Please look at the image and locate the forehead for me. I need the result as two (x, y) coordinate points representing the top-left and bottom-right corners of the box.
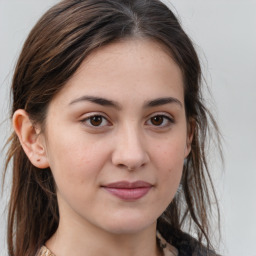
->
(51, 39), (184, 107)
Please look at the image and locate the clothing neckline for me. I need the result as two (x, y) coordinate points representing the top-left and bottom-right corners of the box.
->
(36, 231), (178, 256)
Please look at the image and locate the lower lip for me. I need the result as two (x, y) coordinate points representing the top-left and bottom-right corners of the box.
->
(103, 187), (151, 200)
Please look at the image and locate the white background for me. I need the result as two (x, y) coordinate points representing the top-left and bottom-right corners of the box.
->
(0, 1), (256, 255)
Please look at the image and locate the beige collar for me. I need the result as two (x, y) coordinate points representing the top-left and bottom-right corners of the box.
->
(37, 232), (178, 256)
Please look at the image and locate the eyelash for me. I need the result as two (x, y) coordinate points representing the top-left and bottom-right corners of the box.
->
(80, 114), (111, 128)
(145, 114), (174, 128)
(80, 113), (174, 129)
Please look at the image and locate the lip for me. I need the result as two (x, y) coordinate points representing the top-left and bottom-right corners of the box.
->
(102, 181), (153, 200)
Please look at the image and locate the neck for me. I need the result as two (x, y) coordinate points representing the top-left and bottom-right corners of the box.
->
(46, 215), (162, 256)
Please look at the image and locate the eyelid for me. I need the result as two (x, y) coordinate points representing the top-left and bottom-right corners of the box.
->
(145, 112), (175, 127)
(147, 111), (174, 120)
(80, 112), (112, 128)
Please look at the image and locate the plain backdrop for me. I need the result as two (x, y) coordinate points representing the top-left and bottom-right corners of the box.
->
(0, 1), (256, 256)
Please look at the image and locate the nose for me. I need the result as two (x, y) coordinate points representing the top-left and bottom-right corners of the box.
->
(111, 125), (150, 171)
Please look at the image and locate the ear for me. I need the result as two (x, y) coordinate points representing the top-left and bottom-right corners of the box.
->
(184, 118), (195, 158)
(13, 109), (49, 169)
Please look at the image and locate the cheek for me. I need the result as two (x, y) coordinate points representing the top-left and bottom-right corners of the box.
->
(155, 138), (186, 171)
(153, 137), (186, 192)
(45, 131), (109, 187)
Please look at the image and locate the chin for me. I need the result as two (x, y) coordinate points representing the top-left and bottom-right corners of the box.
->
(100, 214), (156, 235)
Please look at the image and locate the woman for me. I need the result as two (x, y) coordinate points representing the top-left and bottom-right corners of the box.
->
(4, 0), (222, 255)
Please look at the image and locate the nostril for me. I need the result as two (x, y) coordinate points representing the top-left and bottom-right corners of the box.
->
(117, 164), (126, 169)
(117, 164), (135, 171)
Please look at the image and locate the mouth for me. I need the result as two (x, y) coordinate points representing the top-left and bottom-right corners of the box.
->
(101, 181), (153, 201)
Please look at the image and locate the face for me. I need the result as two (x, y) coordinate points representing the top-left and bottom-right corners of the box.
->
(41, 39), (192, 235)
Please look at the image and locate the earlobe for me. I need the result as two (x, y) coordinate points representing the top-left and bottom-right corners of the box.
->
(13, 109), (49, 169)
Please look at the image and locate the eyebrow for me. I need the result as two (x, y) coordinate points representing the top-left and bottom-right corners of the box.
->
(144, 97), (183, 108)
(69, 95), (182, 109)
(69, 96), (121, 109)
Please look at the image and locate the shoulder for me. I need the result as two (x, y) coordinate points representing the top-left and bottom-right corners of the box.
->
(158, 228), (220, 256)
(36, 246), (56, 256)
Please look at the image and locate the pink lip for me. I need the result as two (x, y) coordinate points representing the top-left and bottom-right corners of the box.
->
(102, 181), (152, 200)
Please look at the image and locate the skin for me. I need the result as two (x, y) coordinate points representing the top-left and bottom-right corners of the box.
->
(13, 39), (193, 256)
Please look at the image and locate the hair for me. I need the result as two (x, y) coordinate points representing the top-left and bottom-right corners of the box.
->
(4, 0), (222, 255)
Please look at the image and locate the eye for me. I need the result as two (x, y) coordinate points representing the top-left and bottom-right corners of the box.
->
(81, 114), (110, 127)
(150, 116), (165, 126)
(146, 114), (174, 128)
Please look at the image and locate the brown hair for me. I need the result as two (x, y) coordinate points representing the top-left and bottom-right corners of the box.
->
(4, 0), (222, 255)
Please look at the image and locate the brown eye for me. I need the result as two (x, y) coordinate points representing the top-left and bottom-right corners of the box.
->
(90, 116), (103, 126)
(146, 114), (174, 128)
(150, 116), (164, 126)
(81, 114), (110, 129)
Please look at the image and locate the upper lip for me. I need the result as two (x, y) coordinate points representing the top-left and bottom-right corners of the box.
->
(102, 180), (153, 188)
